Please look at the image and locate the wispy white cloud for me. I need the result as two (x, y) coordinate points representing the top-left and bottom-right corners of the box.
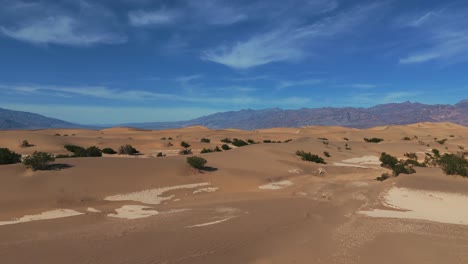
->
(0, 1), (126, 46)
(202, 3), (385, 69)
(128, 9), (176, 26)
(174, 74), (204, 83)
(0, 16), (126, 46)
(398, 7), (468, 64)
(349, 83), (378, 89)
(277, 79), (322, 89)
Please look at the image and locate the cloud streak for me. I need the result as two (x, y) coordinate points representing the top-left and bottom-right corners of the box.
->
(202, 3), (385, 69)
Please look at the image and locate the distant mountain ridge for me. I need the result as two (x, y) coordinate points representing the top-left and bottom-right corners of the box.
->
(1, 100), (467, 130)
(124, 100), (468, 129)
(0, 108), (85, 130)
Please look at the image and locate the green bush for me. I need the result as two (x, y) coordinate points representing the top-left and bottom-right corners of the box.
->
(200, 138), (211, 143)
(214, 146), (222, 152)
(179, 149), (192, 155)
(186, 156), (207, 170)
(392, 163), (416, 176)
(296, 150), (326, 164)
(376, 173), (391, 181)
(22, 151), (55, 170)
(380, 152), (398, 169)
(118, 144), (139, 155)
(364, 138), (384, 143)
(20, 140), (33, 147)
(436, 138), (448, 145)
(200, 148), (213, 154)
(221, 144), (231, 150)
(220, 138), (232, 143)
(85, 146), (102, 157)
(181, 141), (191, 148)
(102, 148), (117, 154)
(64, 144), (102, 157)
(247, 139), (256, 144)
(438, 154), (468, 177)
(0, 148), (21, 165)
(232, 139), (248, 147)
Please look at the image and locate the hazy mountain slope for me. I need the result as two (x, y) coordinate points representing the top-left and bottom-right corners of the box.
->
(0, 108), (82, 130)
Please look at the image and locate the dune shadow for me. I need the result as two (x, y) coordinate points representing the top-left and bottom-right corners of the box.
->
(47, 163), (74, 171)
(203, 167), (218, 172)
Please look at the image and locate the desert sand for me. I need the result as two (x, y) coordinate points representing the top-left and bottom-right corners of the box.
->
(0, 122), (468, 263)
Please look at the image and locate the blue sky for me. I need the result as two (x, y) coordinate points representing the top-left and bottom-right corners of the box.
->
(0, 0), (467, 124)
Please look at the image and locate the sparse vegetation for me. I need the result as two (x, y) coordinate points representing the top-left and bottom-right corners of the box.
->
(283, 139), (292, 143)
(438, 154), (468, 177)
(102, 148), (117, 154)
(180, 141), (191, 148)
(22, 151), (55, 170)
(296, 150), (326, 164)
(186, 156), (207, 170)
(118, 144), (139, 155)
(200, 148), (213, 154)
(247, 139), (256, 144)
(156, 152), (165, 157)
(220, 138), (232, 143)
(179, 149), (192, 155)
(436, 138), (448, 145)
(0, 148), (21, 165)
(221, 144), (231, 150)
(263, 139), (272, 143)
(342, 137), (349, 141)
(232, 138), (248, 147)
(64, 144), (102, 157)
(200, 138), (211, 143)
(20, 140), (33, 148)
(402, 136), (411, 141)
(214, 146), (222, 152)
(364, 137), (384, 143)
(376, 172), (391, 181)
(379, 152), (416, 176)
(323, 151), (331, 157)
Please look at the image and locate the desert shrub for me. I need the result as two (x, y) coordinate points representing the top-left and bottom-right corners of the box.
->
(283, 139), (292, 143)
(438, 154), (468, 177)
(165, 142), (173, 147)
(0, 148), (21, 165)
(64, 144), (102, 157)
(220, 138), (232, 143)
(102, 148), (117, 154)
(404, 152), (418, 160)
(22, 151), (55, 170)
(402, 136), (411, 141)
(364, 137), (384, 143)
(376, 173), (391, 181)
(181, 141), (191, 148)
(263, 139), (272, 143)
(392, 163), (416, 176)
(342, 137), (349, 141)
(54, 133), (61, 136)
(214, 146), (222, 152)
(323, 151), (331, 157)
(345, 143), (351, 150)
(221, 144), (231, 150)
(55, 154), (72, 159)
(156, 152), (165, 157)
(179, 149), (192, 155)
(20, 140), (33, 147)
(247, 139), (256, 144)
(232, 139), (248, 147)
(118, 144), (139, 155)
(200, 148), (213, 154)
(168, 137), (173, 140)
(200, 138), (211, 143)
(437, 138), (448, 145)
(379, 152), (398, 169)
(85, 146), (102, 157)
(432, 148), (441, 159)
(186, 156), (207, 170)
(295, 150), (326, 164)
(318, 137), (328, 141)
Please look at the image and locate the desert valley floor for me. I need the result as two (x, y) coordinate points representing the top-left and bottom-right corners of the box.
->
(1, 123), (468, 264)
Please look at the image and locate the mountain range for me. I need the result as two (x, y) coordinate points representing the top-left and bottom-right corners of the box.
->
(1, 100), (467, 130)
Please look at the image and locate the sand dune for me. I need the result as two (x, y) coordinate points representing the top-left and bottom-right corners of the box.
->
(0, 122), (467, 263)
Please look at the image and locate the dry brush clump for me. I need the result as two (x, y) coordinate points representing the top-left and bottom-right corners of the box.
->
(186, 156), (207, 170)
(296, 150), (326, 164)
(22, 151), (55, 171)
(0, 148), (21, 165)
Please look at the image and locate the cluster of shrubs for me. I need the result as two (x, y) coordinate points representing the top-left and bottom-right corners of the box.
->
(63, 144), (103, 157)
(0, 148), (55, 171)
(379, 152), (417, 177)
(186, 156), (207, 170)
(364, 137), (384, 143)
(296, 150), (326, 164)
(160, 137), (173, 140)
(200, 138), (211, 143)
(220, 137), (291, 145)
(200, 146), (222, 153)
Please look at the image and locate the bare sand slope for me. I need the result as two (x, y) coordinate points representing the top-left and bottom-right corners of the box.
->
(0, 122), (467, 263)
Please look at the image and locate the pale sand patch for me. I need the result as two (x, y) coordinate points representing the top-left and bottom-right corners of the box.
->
(259, 180), (293, 190)
(186, 217), (233, 228)
(193, 187), (219, 194)
(288, 169), (302, 174)
(108, 205), (159, 219)
(0, 209), (83, 226)
(87, 207), (101, 213)
(333, 162), (369, 168)
(359, 187), (468, 225)
(104, 182), (211, 205)
(342, 155), (381, 165)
